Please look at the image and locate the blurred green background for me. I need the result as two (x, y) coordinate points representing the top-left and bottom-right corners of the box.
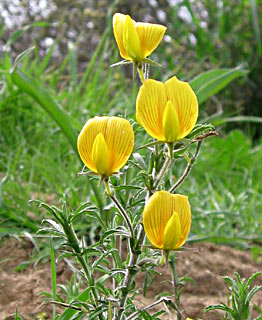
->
(0, 0), (261, 249)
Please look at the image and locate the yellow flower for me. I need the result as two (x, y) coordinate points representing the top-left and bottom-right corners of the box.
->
(77, 116), (134, 178)
(136, 76), (198, 142)
(142, 191), (191, 251)
(113, 13), (166, 63)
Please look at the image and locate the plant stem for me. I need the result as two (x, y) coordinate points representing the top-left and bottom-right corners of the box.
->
(126, 297), (172, 320)
(169, 254), (185, 320)
(118, 225), (145, 320)
(153, 150), (172, 190)
(105, 181), (134, 239)
(63, 223), (103, 319)
(138, 66), (145, 83)
(169, 141), (202, 193)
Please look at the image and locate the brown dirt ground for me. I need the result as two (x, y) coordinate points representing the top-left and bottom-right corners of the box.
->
(0, 238), (261, 320)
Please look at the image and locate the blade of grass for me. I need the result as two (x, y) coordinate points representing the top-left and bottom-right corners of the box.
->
(10, 67), (80, 152)
(190, 66), (248, 104)
(5, 22), (50, 49)
(214, 116), (262, 126)
(77, 27), (110, 94)
(37, 40), (57, 76)
(250, 0), (262, 56)
(68, 42), (78, 91)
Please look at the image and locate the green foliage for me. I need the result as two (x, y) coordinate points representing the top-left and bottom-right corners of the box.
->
(172, 130), (262, 246)
(11, 67), (79, 153)
(205, 272), (262, 319)
(190, 66), (248, 105)
(1, 4), (262, 319)
(14, 308), (24, 320)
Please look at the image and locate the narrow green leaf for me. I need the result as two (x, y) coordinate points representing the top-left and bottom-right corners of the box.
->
(246, 272), (262, 288)
(214, 116), (262, 126)
(250, 0), (262, 55)
(190, 66), (248, 104)
(10, 67), (79, 153)
(132, 153), (148, 171)
(113, 185), (143, 191)
(37, 40), (57, 75)
(5, 22), (50, 48)
(0, 22), (5, 40)
(0, 206), (39, 232)
(4, 52), (13, 91)
(110, 60), (132, 67)
(246, 285), (262, 304)
(15, 308), (24, 320)
(59, 289), (90, 320)
(43, 219), (63, 234)
(68, 42), (78, 90)
(14, 262), (30, 271)
(12, 47), (35, 69)
(205, 303), (236, 317)
(78, 27), (110, 93)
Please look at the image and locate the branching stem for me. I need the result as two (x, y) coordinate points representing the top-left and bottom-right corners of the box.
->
(126, 297), (172, 320)
(105, 181), (134, 239)
(153, 144), (173, 190)
(169, 141), (202, 193)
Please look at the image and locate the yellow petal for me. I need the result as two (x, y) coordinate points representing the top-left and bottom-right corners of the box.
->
(164, 76), (198, 140)
(162, 101), (179, 142)
(142, 191), (175, 249)
(91, 133), (110, 176)
(143, 191), (191, 250)
(163, 212), (181, 250)
(136, 79), (167, 141)
(123, 15), (143, 61)
(172, 194), (191, 249)
(77, 116), (109, 173)
(104, 117), (134, 173)
(77, 116), (134, 176)
(135, 22), (166, 58)
(113, 13), (129, 60)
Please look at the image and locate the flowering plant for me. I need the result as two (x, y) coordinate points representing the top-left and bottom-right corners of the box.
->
(36, 12), (218, 320)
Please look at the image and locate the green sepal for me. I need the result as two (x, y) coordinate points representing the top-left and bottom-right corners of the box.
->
(143, 58), (163, 68)
(110, 60), (132, 67)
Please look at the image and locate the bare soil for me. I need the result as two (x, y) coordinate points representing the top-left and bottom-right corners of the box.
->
(0, 238), (261, 320)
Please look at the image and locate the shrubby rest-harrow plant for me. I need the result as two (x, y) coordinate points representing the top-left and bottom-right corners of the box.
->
(26, 12), (262, 320)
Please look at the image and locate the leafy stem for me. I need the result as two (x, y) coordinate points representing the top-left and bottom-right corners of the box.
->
(105, 181), (134, 239)
(62, 222), (103, 319)
(118, 225), (145, 320)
